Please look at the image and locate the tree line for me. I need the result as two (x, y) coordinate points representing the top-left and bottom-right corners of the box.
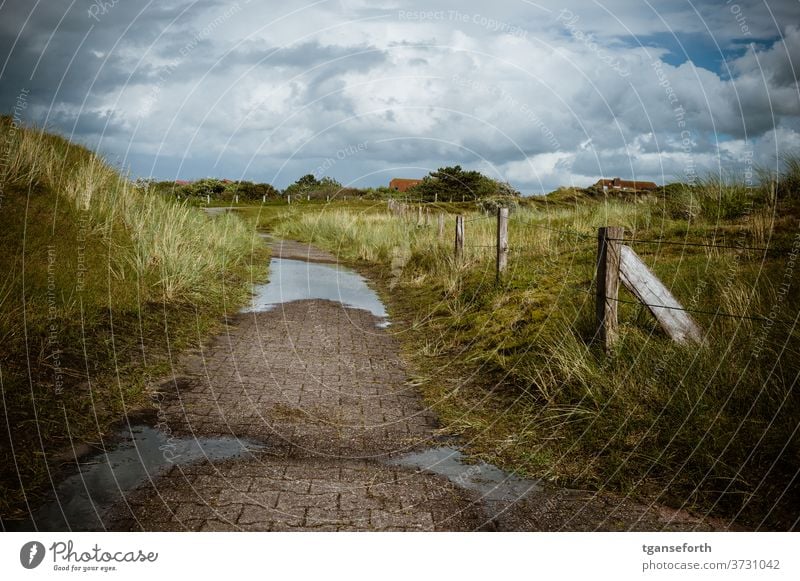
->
(137, 165), (521, 203)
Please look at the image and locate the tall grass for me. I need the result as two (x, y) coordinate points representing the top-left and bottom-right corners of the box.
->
(270, 172), (800, 529)
(0, 116), (266, 520)
(1, 116), (254, 301)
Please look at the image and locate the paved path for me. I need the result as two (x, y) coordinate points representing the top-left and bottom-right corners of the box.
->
(109, 240), (723, 531)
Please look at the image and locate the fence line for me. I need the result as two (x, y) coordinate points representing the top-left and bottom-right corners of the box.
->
(382, 202), (789, 348)
(613, 237), (771, 253)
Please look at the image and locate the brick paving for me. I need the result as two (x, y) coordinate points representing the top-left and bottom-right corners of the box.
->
(107, 240), (724, 532)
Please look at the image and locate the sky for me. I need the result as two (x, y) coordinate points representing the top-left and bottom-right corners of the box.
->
(1, 0), (799, 194)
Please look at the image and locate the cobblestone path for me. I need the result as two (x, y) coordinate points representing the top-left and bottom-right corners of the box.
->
(109, 240), (723, 532)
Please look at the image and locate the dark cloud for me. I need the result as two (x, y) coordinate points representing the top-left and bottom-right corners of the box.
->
(0, 0), (798, 192)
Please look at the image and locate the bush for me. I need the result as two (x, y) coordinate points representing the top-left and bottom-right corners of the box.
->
(412, 165), (519, 202)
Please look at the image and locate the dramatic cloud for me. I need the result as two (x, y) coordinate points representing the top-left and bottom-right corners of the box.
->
(1, 0), (798, 192)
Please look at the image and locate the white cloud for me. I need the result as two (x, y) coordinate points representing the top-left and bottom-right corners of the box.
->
(1, 0), (798, 191)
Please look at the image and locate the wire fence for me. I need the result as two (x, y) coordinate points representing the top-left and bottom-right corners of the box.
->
(384, 201), (796, 342)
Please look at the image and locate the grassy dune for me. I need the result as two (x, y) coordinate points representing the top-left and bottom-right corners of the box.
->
(0, 117), (267, 520)
(261, 175), (800, 529)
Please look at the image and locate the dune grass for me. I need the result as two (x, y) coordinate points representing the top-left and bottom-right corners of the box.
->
(0, 116), (267, 521)
(264, 173), (800, 530)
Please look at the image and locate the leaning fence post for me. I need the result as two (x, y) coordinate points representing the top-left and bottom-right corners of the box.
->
(438, 213), (445, 238)
(496, 207), (509, 279)
(596, 226), (623, 351)
(455, 215), (464, 261)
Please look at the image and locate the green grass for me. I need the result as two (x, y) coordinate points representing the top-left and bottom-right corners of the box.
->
(259, 178), (800, 530)
(0, 117), (268, 520)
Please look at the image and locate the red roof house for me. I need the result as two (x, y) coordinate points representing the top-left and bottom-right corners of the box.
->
(389, 178), (423, 192)
(594, 177), (658, 191)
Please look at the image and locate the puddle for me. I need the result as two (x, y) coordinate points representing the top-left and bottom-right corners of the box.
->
(18, 425), (263, 531)
(388, 446), (541, 506)
(244, 257), (389, 326)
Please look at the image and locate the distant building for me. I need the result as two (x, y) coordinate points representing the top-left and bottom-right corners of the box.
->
(389, 178), (423, 192)
(594, 177), (658, 192)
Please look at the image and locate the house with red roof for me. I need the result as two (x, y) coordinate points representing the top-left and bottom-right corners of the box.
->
(389, 178), (423, 192)
(594, 177), (658, 192)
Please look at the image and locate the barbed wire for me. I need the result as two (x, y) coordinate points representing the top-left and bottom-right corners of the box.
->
(508, 217), (594, 240)
(569, 285), (796, 326)
(612, 237), (772, 252)
(605, 295), (798, 326)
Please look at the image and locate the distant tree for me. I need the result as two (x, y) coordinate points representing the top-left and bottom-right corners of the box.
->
(191, 178), (226, 198)
(284, 175), (344, 199)
(413, 165), (518, 202)
(234, 181), (280, 201)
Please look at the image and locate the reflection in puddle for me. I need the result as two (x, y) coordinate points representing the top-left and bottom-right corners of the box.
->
(389, 446), (541, 505)
(22, 425), (262, 531)
(244, 258), (389, 326)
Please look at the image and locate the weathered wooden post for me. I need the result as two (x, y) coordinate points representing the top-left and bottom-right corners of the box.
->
(287, 195), (291, 204)
(455, 215), (464, 261)
(307, 194), (310, 201)
(596, 226), (623, 351)
(417, 205), (422, 226)
(434, 193), (438, 203)
(496, 207), (509, 279)
(206, 194), (210, 204)
(262, 195), (266, 203)
(234, 194), (239, 204)
(438, 213), (445, 238)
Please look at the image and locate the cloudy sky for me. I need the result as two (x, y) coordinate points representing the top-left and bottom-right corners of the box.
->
(1, 0), (798, 193)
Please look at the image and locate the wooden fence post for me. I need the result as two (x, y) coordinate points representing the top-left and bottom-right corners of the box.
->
(287, 195), (291, 204)
(596, 226), (623, 351)
(438, 213), (445, 238)
(455, 215), (464, 261)
(496, 207), (509, 279)
(417, 205), (422, 226)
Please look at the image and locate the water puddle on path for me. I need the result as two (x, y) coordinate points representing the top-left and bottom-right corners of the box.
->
(389, 446), (541, 508)
(18, 425), (262, 531)
(244, 257), (389, 326)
